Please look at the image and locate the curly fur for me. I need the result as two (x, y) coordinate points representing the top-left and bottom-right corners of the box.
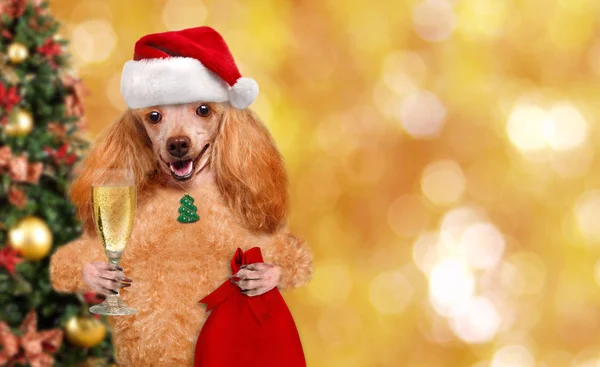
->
(213, 108), (287, 233)
(70, 110), (158, 234)
(50, 104), (313, 366)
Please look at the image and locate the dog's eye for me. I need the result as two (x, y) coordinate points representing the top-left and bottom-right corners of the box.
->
(196, 105), (211, 117)
(146, 111), (162, 124)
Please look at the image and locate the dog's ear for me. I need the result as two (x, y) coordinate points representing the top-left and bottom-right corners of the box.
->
(212, 107), (288, 233)
(70, 110), (157, 234)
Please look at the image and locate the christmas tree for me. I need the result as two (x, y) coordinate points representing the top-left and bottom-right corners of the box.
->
(177, 194), (199, 223)
(0, 1), (116, 365)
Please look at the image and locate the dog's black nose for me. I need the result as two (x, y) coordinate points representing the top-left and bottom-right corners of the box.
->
(167, 136), (191, 158)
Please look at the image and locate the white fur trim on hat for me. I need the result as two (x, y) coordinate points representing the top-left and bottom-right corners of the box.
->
(229, 77), (259, 109)
(121, 57), (232, 109)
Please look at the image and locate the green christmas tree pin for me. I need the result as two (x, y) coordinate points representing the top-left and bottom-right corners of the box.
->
(177, 194), (200, 223)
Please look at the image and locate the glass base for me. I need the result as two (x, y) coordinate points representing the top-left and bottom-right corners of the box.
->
(89, 294), (137, 316)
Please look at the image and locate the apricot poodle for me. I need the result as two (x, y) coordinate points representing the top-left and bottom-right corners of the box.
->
(49, 101), (313, 365)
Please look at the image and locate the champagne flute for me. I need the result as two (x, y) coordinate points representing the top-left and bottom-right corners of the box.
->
(89, 168), (137, 315)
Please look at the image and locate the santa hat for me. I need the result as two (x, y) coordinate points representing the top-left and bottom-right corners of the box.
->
(120, 26), (258, 110)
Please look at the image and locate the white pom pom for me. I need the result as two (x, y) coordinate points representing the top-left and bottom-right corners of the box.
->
(229, 77), (259, 109)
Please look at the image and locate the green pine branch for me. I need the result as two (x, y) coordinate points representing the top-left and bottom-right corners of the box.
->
(0, 0), (114, 365)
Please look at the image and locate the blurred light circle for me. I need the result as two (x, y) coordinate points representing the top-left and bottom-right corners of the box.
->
(456, 0), (511, 40)
(539, 350), (572, 367)
(420, 313), (456, 344)
(575, 190), (600, 243)
(381, 51), (427, 96)
(297, 158), (341, 212)
(342, 146), (387, 186)
(71, 20), (117, 63)
(106, 72), (126, 110)
(450, 296), (502, 344)
(413, 0), (456, 42)
(429, 257), (476, 317)
(162, 0), (208, 30)
(317, 305), (363, 346)
(421, 160), (466, 206)
(252, 93), (272, 128)
(572, 348), (600, 367)
(545, 103), (588, 151)
(558, 0), (595, 13)
(550, 142), (594, 178)
(399, 90), (446, 139)
(594, 260), (600, 288)
(497, 80), (539, 118)
(369, 270), (414, 314)
(373, 82), (403, 118)
(502, 252), (547, 297)
(315, 115), (354, 155)
(547, 6), (594, 50)
(491, 345), (535, 367)
(588, 41), (600, 76)
(574, 359), (600, 367)
(308, 261), (352, 306)
(506, 104), (548, 152)
(412, 232), (440, 275)
(499, 261), (526, 297)
(387, 195), (431, 238)
(459, 223), (505, 270)
(439, 206), (488, 252)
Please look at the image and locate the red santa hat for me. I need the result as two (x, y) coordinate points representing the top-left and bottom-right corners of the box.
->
(120, 26), (258, 110)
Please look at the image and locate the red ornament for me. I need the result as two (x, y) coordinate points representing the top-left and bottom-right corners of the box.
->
(0, 245), (23, 276)
(8, 155), (27, 181)
(61, 75), (90, 132)
(38, 39), (61, 69)
(8, 186), (27, 209)
(44, 143), (77, 166)
(38, 39), (61, 58)
(26, 162), (43, 184)
(0, 145), (12, 167)
(0, 83), (21, 113)
(83, 292), (105, 305)
(0, 0), (26, 18)
(194, 247), (306, 367)
(0, 322), (19, 365)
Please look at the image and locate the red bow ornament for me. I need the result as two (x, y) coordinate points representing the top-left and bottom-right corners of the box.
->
(0, 83), (20, 116)
(45, 143), (77, 166)
(38, 38), (61, 69)
(0, 310), (63, 367)
(0, 145), (11, 167)
(0, 245), (23, 276)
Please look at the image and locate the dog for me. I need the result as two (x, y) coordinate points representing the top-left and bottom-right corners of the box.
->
(50, 26), (313, 366)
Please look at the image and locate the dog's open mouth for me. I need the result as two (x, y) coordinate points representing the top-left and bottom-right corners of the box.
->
(167, 144), (210, 181)
(169, 160), (194, 178)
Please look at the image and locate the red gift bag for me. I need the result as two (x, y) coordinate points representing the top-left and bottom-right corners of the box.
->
(194, 247), (306, 367)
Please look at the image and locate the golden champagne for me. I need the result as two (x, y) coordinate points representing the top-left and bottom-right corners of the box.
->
(91, 185), (136, 264)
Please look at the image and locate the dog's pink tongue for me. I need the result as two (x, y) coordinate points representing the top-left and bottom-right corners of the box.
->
(170, 160), (193, 176)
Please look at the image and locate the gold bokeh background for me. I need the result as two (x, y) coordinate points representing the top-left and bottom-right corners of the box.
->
(47, 0), (600, 366)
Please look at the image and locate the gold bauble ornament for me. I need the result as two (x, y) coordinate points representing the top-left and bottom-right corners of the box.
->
(8, 216), (53, 260)
(7, 42), (29, 64)
(4, 108), (34, 137)
(65, 316), (107, 348)
(0, 55), (19, 84)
